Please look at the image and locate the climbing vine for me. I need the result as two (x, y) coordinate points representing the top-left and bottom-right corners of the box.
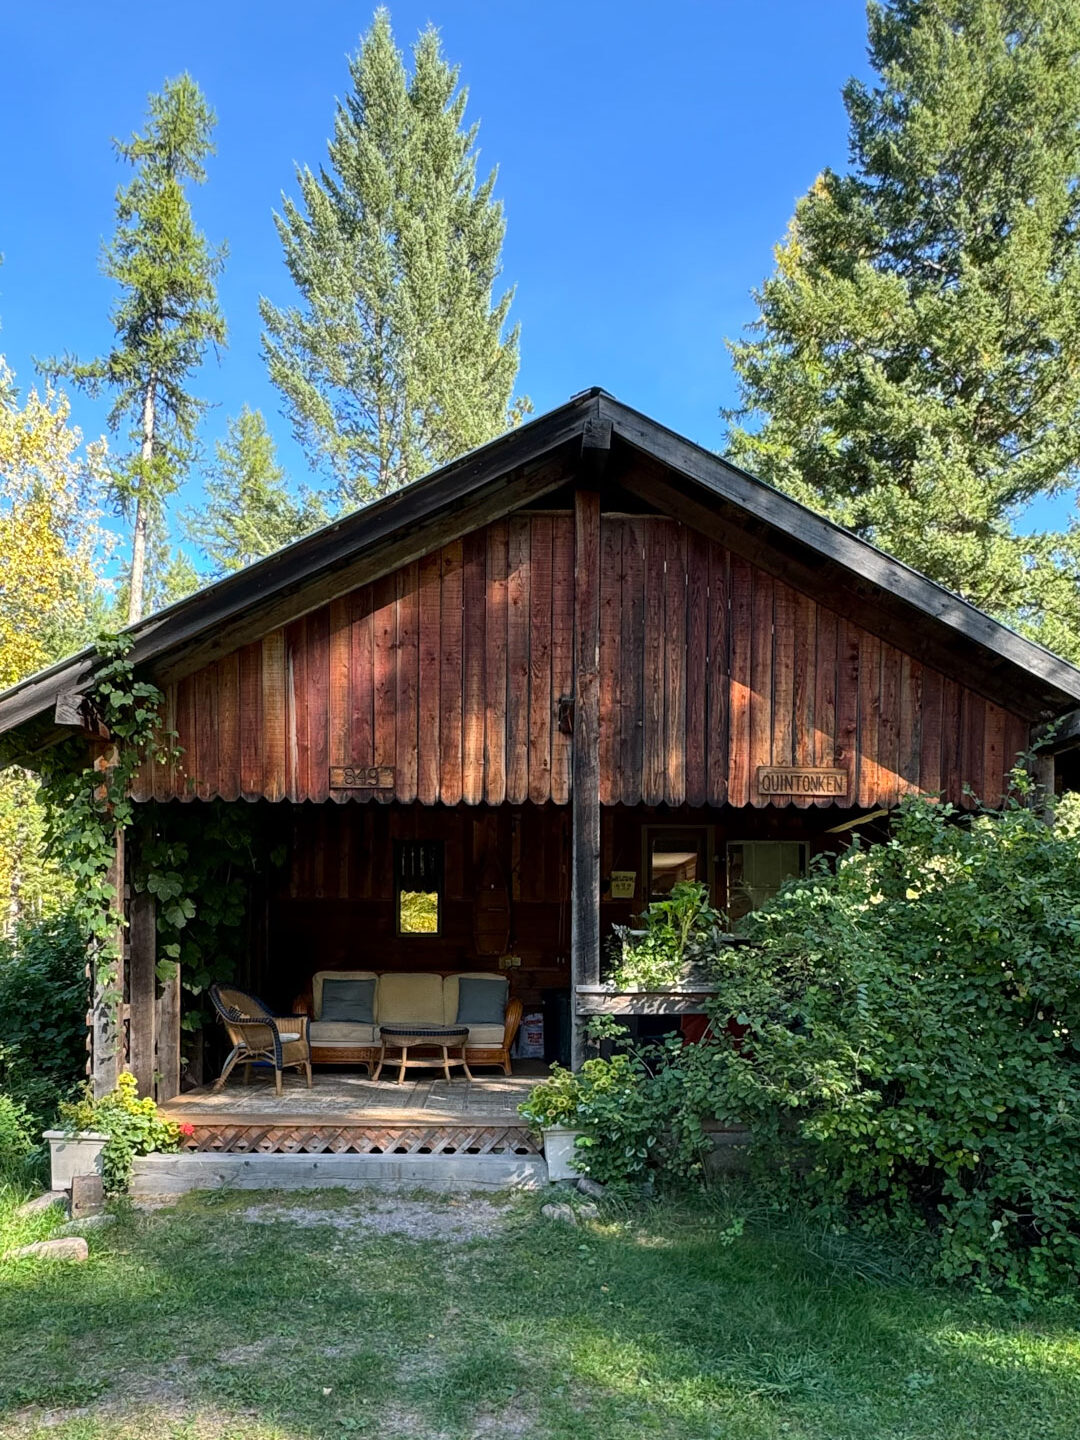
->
(134, 800), (278, 1028)
(4, 634), (275, 1056)
(31, 634), (174, 1017)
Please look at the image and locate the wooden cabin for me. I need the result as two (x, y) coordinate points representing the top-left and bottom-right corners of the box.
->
(3, 388), (1080, 1140)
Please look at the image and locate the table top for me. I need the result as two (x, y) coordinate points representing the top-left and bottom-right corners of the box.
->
(378, 1023), (469, 1041)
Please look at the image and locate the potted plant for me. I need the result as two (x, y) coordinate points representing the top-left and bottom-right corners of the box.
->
(518, 1065), (584, 1181)
(50, 1073), (181, 1195)
(43, 1089), (109, 1192)
(606, 881), (725, 991)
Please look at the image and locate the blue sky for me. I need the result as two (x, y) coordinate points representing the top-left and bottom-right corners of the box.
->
(1, 2), (874, 570)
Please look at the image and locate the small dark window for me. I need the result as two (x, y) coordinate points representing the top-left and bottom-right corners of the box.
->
(726, 842), (807, 924)
(395, 840), (444, 936)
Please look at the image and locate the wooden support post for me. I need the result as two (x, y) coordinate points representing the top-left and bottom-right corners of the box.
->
(155, 964), (181, 1102)
(571, 487), (602, 1070)
(1033, 751), (1056, 824)
(128, 887), (157, 1097)
(91, 824), (125, 1098)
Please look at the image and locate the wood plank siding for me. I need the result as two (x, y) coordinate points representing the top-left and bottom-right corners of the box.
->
(135, 513), (1029, 810)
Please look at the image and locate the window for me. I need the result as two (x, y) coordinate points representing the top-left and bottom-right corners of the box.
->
(726, 841), (807, 924)
(395, 840), (444, 936)
(644, 827), (712, 901)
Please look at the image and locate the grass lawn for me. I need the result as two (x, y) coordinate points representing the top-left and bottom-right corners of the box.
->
(1, 1184), (1078, 1440)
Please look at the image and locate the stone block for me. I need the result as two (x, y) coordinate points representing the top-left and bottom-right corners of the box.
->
(70, 1173), (105, 1217)
(14, 1191), (68, 1219)
(5, 1237), (89, 1262)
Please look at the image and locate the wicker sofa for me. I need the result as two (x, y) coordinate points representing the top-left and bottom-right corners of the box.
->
(294, 970), (523, 1076)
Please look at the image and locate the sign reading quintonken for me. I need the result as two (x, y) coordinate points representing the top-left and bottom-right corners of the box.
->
(756, 766), (847, 798)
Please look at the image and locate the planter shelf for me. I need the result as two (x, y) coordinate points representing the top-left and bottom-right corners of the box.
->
(575, 979), (720, 1017)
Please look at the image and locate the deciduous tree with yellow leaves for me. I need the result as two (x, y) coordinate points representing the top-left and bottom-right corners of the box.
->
(0, 357), (110, 928)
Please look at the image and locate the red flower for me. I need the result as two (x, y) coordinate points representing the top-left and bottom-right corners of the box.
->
(178, 1122), (195, 1138)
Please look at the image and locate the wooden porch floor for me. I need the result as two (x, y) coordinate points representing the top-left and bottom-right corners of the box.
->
(163, 1063), (547, 1123)
(159, 1065), (548, 1155)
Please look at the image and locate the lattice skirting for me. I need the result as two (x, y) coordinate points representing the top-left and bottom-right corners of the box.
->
(179, 1122), (540, 1156)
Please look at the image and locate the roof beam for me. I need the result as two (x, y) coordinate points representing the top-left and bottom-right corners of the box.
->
(1033, 709), (1080, 753)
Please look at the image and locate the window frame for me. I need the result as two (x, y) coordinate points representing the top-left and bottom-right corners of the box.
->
(394, 839), (445, 938)
(640, 825), (716, 905)
(725, 839), (809, 925)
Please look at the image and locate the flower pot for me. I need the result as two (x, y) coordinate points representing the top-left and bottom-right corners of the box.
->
(43, 1130), (108, 1192)
(542, 1126), (582, 1182)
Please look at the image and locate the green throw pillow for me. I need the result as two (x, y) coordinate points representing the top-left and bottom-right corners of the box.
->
(321, 978), (376, 1023)
(456, 976), (507, 1025)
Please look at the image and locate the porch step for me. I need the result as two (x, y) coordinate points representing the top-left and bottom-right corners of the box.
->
(131, 1151), (548, 1198)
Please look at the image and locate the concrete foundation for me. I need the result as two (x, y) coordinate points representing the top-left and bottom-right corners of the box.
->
(131, 1151), (548, 1198)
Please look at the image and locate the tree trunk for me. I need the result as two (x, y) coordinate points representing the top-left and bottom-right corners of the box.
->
(127, 378), (156, 625)
(128, 500), (148, 625)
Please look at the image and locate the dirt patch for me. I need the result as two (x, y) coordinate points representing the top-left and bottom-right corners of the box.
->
(471, 1406), (538, 1438)
(2, 1402), (258, 1438)
(239, 1194), (510, 1242)
(374, 1405), (452, 1440)
(216, 1335), (297, 1366)
(1, 1361), (223, 1435)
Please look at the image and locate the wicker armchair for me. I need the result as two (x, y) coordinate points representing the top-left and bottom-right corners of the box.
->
(209, 984), (312, 1096)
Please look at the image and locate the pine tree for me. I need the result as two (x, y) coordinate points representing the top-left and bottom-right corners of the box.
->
(184, 406), (327, 574)
(260, 9), (526, 508)
(48, 75), (226, 623)
(110, 513), (201, 620)
(727, 0), (1080, 647)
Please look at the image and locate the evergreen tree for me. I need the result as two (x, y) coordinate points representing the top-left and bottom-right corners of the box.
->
(111, 512), (201, 619)
(48, 75), (226, 623)
(260, 9), (526, 508)
(184, 405), (327, 574)
(727, 0), (1080, 649)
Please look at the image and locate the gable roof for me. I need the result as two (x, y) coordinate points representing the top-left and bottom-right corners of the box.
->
(2, 386), (1079, 746)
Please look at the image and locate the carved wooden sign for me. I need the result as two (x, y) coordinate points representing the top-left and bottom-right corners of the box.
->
(329, 765), (396, 790)
(756, 766), (847, 798)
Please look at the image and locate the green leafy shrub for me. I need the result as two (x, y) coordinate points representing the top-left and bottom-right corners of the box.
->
(60, 1072), (180, 1194)
(0, 1093), (36, 1182)
(606, 881), (725, 989)
(703, 789), (1080, 1289)
(0, 910), (87, 1126)
(521, 1043), (719, 1188)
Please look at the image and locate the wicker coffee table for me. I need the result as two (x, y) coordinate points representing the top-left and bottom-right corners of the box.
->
(373, 1024), (474, 1084)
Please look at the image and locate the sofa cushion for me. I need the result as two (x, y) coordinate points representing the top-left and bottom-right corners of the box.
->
(463, 1024), (506, 1048)
(321, 978), (376, 1024)
(456, 976), (508, 1026)
(310, 1021), (378, 1046)
(442, 971), (507, 1025)
(377, 971), (445, 1025)
(312, 970), (378, 1020)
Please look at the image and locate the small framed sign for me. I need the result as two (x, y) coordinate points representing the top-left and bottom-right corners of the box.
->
(329, 765), (396, 790)
(756, 766), (847, 798)
(610, 870), (637, 900)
